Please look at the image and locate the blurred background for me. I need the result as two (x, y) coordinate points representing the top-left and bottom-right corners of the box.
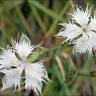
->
(0, 0), (96, 96)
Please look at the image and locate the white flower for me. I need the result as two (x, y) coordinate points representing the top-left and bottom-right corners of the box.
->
(0, 48), (19, 69)
(0, 34), (49, 95)
(69, 6), (91, 27)
(13, 34), (35, 60)
(1, 65), (24, 91)
(57, 22), (82, 42)
(25, 63), (48, 94)
(73, 32), (96, 54)
(56, 6), (96, 54)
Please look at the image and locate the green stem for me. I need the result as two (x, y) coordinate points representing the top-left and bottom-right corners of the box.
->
(48, 0), (71, 35)
(15, 6), (33, 34)
(28, 0), (60, 20)
(45, 43), (65, 52)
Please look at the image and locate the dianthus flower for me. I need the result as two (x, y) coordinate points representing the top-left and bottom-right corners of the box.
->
(0, 34), (49, 95)
(57, 6), (96, 54)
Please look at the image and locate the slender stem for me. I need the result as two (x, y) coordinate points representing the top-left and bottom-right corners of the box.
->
(28, 0), (60, 20)
(48, 0), (71, 35)
(55, 56), (66, 81)
(15, 6), (33, 35)
(45, 43), (65, 52)
(30, 6), (47, 33)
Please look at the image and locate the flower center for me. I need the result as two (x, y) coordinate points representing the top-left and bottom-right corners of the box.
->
(82, 28), (87, 32)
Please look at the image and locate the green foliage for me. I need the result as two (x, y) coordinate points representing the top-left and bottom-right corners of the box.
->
(27, 47), (47, 62)
(0, 0), (96, 96)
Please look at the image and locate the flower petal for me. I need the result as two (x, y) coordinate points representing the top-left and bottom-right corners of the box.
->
(0, 48), (19, 69)
(25, 62), (49, 94)
(1, 65), (24, 91)
(70, 6), (91, 27)
(73, 32), (96, 54)
(88, 16), (96, 31)
(57, 22), (82, 42)
(13, 34), (36, 59)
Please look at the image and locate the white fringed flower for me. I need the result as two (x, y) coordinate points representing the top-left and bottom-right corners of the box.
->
(0, 34), (49, 95)
(1, 65), (24, 91)
(13, 34), (35, 60)
(0, 48), (19, 69)
(25, 63), (48, 94)
(56, 6), (96, 54)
